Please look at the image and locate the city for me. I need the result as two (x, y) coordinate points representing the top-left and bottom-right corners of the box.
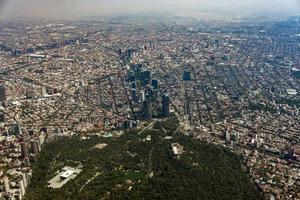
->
(0, 7), (299, 200)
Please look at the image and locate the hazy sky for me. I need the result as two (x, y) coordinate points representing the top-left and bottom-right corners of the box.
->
(0, 0), (299, 19)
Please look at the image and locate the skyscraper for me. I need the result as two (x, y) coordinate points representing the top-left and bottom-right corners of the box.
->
(126, 49), (132, 60)
(151, 79), (158, 89)
(21, 142), (29, 160)
(183, 70), (191, 81)
(10, 124), (22, 135)
(3, 176), (10, 193)
(142, 70), (151, 85)
(30, 140), (39, 157)
(18, 180), (25, 196)
(0, 112), (5, 123)
(0, 85), (6, 102)
(142, 100), (152, 120)
(131, 89), (138, 102)
(162, 94), (170, 117)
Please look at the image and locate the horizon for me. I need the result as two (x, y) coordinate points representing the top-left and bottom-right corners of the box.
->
(0, 0), (300, 21)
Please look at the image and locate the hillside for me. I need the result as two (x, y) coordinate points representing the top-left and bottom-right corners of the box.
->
(24, 118), (263, 200)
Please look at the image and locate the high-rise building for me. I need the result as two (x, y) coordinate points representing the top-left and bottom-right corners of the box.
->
(117, 48), (122, 56)
(31, 140), (39, 156)
(126, 49), (133, 60)
(142, 100), (152, 120)
(131, 82), (136, 89)
(142, 70), (151, 85)
(0, 85), (6, 102)
(140, 91), (145, 103)
(183, 70), (191, 81)
(151, 79), (158, 89)
(21, 142), (29, 159)
(3, 176), (10, 193)
(10, 124), (22, 135)
(292, 68), (300, 79)
(39, 134), (45, 146)
(22, 173), (28, 189)
(162, 94), (170, 117)
(41, 86), (47, 96)
(131, 89), (138, 102)
(0, 112), (5, 123)
(18, 180), (25, 196)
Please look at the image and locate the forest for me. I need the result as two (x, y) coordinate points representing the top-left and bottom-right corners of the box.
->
(24, 118), (263, 200)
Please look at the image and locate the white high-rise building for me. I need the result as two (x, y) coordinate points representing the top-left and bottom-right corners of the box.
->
(4, 176), (10, 193)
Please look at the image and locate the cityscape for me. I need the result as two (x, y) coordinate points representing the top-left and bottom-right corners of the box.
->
(0, 1), (300, 200)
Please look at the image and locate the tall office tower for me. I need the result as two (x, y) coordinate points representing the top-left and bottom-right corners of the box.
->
(131, 89), (138, 102)
(11, 124), (22, 135)
(183, 70), (191, 81)
(151, 79), (158, 90)
(117, 48), (122, 56)
(292, 68), (300, 79)
(144, 89), (151, 101)
(149, 41), (156, 49)
(22, 173), (28, 188)
(18, 180), (25, 196)
(129, 74), (136, 83)
(131, 82), (136, 89)
(41, 86), (47, 96)
(147, 89), (155, 101)
(3, 176), (10, 193)
(140, 91), (145, 103)
(0, 85), (6, 102)
(126, 49), (132, 60)
(37, 138), (41, 151)
(30, 140), (39, 156)
(21, 142), (29, 159)
(142, 70), (151, 85)
(142, 100), (152, 120)
(162, 94), (170, 117)
(0, 112), (5, 123)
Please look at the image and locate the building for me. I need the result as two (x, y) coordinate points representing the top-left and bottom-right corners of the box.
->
(171, 143), (184, 155)
(151, 79), (158, 89)
(0, 85), (6, 102)
(142, 70), (151, 85)
(131, 89), (137, 102)
(10, 124), (22, 135)
(11, 49), (22, 57)
(139, 91), (145, 103)
(48, 166), (82, 189)
(22, 173), (28, 189)
(292, 68), (300, 78)
(30, 140), (39, 156)
(122, 120), (137, 129)
(18, 180), (25, 196)
(183, 70), (191, 81)
(3, 176), (10, 193)
(0, 112), (5, 123)
(142, 100), (152, 120)
(41, 87), (47, 96)
(131, 82), (136, 89)
(21, 142), (29, 160)
(162, 94), (170, 117)
(126, 49), (133, 60)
